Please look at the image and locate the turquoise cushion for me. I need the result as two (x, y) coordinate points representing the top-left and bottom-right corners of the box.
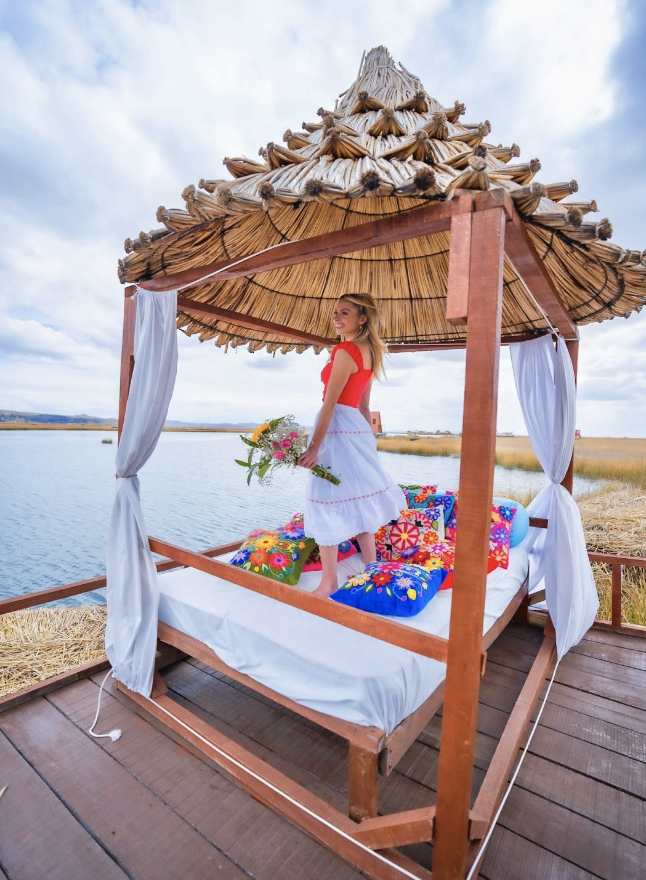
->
(493, 497), (529, 547)
(331, 562), (447, 617)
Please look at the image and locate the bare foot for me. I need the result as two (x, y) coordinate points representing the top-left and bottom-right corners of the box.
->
(311, 580), (338, 598)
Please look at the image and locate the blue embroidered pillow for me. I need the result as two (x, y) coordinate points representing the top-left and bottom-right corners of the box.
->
(331, 561), (448, 617)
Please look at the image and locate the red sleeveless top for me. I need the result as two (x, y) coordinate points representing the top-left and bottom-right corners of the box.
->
(321, 341), (373, 407)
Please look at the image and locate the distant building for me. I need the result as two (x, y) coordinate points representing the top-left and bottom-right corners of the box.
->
(370, 411), (383, 434)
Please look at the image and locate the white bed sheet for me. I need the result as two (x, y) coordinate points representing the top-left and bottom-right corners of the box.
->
(158, 547), (529, 735)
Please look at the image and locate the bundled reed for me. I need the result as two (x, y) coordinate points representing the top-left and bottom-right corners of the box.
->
(118, 45), (646, 353)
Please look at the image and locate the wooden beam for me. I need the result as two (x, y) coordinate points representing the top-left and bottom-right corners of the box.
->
(176, 295), (335, 347)
(477, 190), (579, 340)
(135, 197), (473, 293)
(157, 621), (385, 752)
(529, 517), (548, 529)
(349, 807), (435, 849)
(0, 656), (110, 715)
(470, 636), (557, 839)
(560, 338), (579, 494)
(433, 205), (506, 880)
(588, 552), (646, 566)
(148, 537), (456, 663)
(118, 686), (416, 880)
(348, 744), (379, 822)
(446, 212), (472, 325)
(0, 540), (243, 616)
(118, 294), (137, 442)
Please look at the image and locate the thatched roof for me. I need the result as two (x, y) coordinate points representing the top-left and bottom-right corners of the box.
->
(119, 46), (646, 354)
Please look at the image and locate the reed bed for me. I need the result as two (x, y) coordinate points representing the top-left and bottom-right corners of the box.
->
(0, 605), (107, 697)
(377, 435), (646, 488)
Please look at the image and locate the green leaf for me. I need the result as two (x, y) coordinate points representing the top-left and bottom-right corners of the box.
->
(385, 587), (393, 597)
(365, 584), (373, 594)
(258, 459), (271, 478)
(240, 436), (259, 448)
(234, 459), (249, 467)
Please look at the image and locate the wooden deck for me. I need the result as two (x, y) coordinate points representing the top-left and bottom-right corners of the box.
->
(1, 621), (645, 880)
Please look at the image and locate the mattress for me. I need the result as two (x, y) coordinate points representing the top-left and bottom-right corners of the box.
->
(158, 547), (529, 735)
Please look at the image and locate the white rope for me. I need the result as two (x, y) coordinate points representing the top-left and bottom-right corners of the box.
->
(465, 656), (561, 880)
(87, 668), (122, 741)
(144, 694), (420, 880)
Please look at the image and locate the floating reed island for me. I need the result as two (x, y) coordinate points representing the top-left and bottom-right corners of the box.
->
(118, 45), (645, 353)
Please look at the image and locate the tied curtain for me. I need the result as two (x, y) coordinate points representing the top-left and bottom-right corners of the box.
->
(106, 288), (178, 695)
(510, 335), (599, 659)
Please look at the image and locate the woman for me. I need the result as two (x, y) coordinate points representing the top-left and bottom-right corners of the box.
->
(297, 293), (406, 596)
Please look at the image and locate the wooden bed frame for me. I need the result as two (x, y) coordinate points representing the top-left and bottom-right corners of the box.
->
(114, 189), (572, 879)
(148, 549), (530, 822)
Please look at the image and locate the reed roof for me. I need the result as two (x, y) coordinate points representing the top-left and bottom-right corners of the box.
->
(119, 46), (646, 354)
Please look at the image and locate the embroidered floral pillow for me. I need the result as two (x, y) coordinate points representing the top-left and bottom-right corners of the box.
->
(229, 528), (316, 586)
(410, 540), (498, 588)
(402, 489), (456, 521)
(281, 513), (358, 571)
(331, 561), (448, 617)
(398, 484), (438, 509)
(375, 506), (445, 561)
(443, 499), (516, 570)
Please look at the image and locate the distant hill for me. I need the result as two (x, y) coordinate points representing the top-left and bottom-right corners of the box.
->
(0, 410), (258, 429)
(0, 410), (118, 426)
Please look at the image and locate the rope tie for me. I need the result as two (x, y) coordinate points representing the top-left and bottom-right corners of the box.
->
(88, 668), (122, 742)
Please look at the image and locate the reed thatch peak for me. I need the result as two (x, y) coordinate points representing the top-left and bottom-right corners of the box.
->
(119, 45), (646, 354)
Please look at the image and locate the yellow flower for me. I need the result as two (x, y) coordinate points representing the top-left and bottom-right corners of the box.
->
(251, 423), (271, 443)
(257, 534), (278, 551)
(407, 588), (417, 600)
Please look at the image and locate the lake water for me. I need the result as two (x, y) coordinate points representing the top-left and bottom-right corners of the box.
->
(0, 430), (599, 605)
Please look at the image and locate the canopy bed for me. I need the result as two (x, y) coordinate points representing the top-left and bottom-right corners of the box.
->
(107, 47), (646, 880)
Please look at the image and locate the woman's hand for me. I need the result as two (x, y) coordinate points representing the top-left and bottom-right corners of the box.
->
(297, 445), (319, 469)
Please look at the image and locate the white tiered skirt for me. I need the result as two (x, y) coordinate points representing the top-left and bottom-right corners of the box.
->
(302, 404), (407, 546)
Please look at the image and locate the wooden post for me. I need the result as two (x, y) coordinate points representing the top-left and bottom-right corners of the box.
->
(118, 293), (137, 443)
(560, 339), (579, 494)
(433, 205), (506, 880)
(348, 744), (379, 821)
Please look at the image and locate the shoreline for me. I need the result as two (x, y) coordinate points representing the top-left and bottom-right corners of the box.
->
(0, 424), (249, 432)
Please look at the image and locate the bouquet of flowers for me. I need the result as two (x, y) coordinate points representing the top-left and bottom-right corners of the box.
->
(235, 415), (341, 485)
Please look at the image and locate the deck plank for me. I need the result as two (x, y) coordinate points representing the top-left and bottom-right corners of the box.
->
(479, 826), (600, 880)
(0, 696), (253, 880)
(499, 785), (646, 879)
(48, 677), (365, 880)
(2, 622), (646, 879)
(0, 729), (127, 880)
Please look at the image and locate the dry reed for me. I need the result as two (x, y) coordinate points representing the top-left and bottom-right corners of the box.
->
(377, 436), (646, 488)
(0, 605), (107, 697)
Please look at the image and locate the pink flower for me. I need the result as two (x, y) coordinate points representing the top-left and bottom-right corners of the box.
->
(290, 431), (299, 438)
(272, 441), (281, 448)
(281, 438), (292, 448)
(273, 451), (285, 460)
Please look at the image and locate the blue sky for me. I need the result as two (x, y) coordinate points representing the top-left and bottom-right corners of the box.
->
(0, 0), (644, 435)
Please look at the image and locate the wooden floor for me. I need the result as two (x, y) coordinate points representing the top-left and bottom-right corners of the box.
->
(1, 621), (645, 880)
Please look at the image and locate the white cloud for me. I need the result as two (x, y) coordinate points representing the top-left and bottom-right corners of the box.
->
(0, 0), (644, 437)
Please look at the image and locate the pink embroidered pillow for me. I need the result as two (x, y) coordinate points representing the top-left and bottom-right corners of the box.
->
(375, 506), (445, 561)
(410, 540), (499, 588)
(283, 513), (358, 571)
(444, 498), (516, 570)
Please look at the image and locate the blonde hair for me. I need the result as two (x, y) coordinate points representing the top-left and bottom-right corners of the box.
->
(336, 293), (388, 379)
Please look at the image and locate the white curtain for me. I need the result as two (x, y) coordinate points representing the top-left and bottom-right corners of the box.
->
(105, 288), (178, 695)
(510, 335), (599, 659)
